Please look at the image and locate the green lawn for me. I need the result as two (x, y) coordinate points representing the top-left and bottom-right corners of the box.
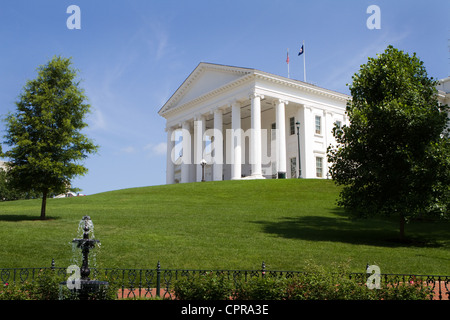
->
(0, 179), (448, 275)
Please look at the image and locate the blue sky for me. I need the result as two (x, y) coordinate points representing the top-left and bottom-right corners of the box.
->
(0, 0), (448, 195)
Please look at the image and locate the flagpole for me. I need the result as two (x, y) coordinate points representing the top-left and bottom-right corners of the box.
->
(303, 40), (306, 82)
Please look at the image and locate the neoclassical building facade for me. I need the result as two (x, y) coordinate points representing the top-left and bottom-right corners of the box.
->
(158, 62), (351, 183)
(437, 76), (450, 107)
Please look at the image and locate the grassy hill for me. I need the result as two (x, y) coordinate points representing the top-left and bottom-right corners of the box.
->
(0, 179), (449, 275)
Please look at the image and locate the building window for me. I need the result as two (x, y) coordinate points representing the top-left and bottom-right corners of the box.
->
(290, 117), (295, 135)
(315, 116), (321, 134)
(316, 157), (323, 178)
(335, 120), (342, 129)
(290, 157), (297, 178)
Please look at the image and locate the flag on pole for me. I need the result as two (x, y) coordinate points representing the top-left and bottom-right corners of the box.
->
(286, 48), (290, 78)
(299, 41), (306, 82)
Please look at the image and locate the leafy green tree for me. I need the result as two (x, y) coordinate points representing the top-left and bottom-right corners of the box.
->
(0, 167), (15, 201)
(328, 46), (449, 240)
(0, 167), (41, 201)
(2, 56), (98, 219)
(0, 167), (9, 201)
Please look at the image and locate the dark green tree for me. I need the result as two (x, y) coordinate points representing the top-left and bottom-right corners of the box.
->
(328, 46), (449, 240)
(0, 167), (15, 201)
(0, 167), (40, 201)
(3, 56), (98, 219)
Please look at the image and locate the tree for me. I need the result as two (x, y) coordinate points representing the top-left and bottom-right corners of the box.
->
(0, 167), (41, 201)
(327, 46), (449, 241)
(3, 56), (98, 219)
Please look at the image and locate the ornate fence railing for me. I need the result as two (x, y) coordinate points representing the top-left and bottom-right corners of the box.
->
(1, 260), (449, 300)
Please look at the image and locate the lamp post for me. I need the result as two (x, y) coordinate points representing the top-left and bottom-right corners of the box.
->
(200, 159), (206, 182)
(296, 121), (302, 178)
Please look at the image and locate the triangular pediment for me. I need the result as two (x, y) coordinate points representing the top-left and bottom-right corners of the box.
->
(158, 63), (254, 117)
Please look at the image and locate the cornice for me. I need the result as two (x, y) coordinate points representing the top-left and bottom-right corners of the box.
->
(158, 63), (352, 119)
(253, 71), (350, 102)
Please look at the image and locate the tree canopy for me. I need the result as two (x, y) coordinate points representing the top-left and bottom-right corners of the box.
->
(2, 56), (98, 219)
(328, 46), (449, 240)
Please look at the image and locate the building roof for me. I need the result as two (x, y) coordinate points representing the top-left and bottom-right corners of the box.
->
(158, 62), (351, 118)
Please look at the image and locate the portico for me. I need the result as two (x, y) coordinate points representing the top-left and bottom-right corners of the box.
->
(158, 63), (350, 184)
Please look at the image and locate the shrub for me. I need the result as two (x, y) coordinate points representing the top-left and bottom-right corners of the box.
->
(171, 261), (434, 300)
(27, 270), (61, 300)
(0, 269), (61, 300)
(375, 278), (433, 300)
(173, 272), (234, 300)
(232, 276), (288, 300)
(0, 281), (30, 300)
(285, 265), (377, 300)
(0, 269), (118, 300)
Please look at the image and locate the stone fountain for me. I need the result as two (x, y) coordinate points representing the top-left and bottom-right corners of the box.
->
(61, 216), (109, 300)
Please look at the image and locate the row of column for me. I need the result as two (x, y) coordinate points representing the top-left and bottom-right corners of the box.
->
(166, 94), (289, 183)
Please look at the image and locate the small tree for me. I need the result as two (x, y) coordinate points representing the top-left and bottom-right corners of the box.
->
(328, 46), (449, 240)
(3, 56), (98, 219)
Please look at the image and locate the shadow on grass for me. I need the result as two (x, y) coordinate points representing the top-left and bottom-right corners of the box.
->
(0, 215), (59, 222)
(252, 208), (449, 248)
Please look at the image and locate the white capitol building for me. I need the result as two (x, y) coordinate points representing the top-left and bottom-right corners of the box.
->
(158, 63), (449, 184)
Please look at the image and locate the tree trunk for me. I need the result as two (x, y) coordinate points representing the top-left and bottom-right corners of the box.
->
(40, 189), (48, 220)
(399, 214), (405, 241)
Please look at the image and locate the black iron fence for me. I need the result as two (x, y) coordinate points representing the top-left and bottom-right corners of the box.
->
(1, 260), (449, 300)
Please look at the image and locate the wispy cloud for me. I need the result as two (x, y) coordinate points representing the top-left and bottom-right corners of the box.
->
(120, 146), (136, 154)
(86, 107), (107, 131)
(135, 12), (177, 63)
(114, 143), (166, 157)
(144, 142), (167, 157)
(152, 23), (169, 61)
(321, 29), (412, 92)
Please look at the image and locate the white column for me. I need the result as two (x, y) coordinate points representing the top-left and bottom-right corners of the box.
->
(250, 92), (264, 178)
(189, 124), (195, 181)
(166, 126), (175, 184)
(324, 111), (333, 177)
(231, 101), (241, 180)
(298, 106), (312, 178)
(213, 108), (223, 181)
(181, 121), (191, 183)
(275, 99), (288, 178)
(194, 115), (204, 182)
